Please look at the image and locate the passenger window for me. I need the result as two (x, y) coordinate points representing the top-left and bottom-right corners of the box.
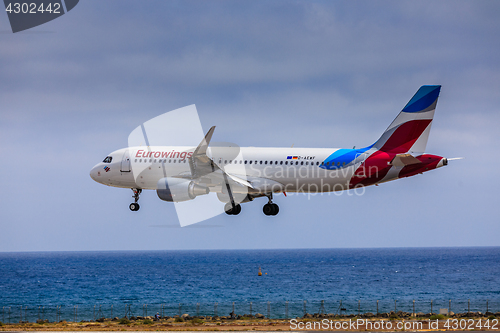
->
(280, 161), (283, 165)
(245, 160), (248, 164)
(285, 161), (288, 165)
(265, 161), (268, 165)
(301, 161), (304, 165)
(102, 156), (112, 163)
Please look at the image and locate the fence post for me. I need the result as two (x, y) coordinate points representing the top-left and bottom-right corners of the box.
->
(178, 303), (181, 317)
(42, 306), (44, 321)
(285, 301), (289, 319)
(430, 300), (433, 315)
(413, 300), (415, 316)
(468, 299), (470, 315)
(320, 300), (325, 315)
(303, 301), (307, 316)
(214, 302), (218, 317)
(358, 300), (360, 315)
(196, 303), (199, 317)
(111, 304), (113, 318)
(487, 299), (489, 313)
(250, 302), (252, 316)
(449, 300), (451, 315)
(395, 300), (397, 312)
(376, 300), (379, 316)
(8, 306), (11, 324)
(340, 300), (343, 315)
(267, 302), (270, 319)
(232, 302), (234, 314)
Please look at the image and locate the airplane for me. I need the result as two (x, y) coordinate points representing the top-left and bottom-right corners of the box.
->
(90, 85), (449, 216)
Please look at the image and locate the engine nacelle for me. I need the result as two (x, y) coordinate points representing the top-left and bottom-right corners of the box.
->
(156, 177), (209, 202)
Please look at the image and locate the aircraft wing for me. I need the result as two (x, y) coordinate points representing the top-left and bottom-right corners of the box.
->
(184, 127), (287, 195)
(183, 127), (255, 190)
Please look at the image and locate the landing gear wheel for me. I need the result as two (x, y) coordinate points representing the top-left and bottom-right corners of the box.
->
(263, 203), (279, 216)
(224, 203), (241, 215)
(129, 203), (140, 211)
(271, 203), (279, 215)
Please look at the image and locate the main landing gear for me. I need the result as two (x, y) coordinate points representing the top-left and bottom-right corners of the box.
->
(129, 188), (142, 211)
(263, 194), (279, 216)
(225, 202), (241, 215)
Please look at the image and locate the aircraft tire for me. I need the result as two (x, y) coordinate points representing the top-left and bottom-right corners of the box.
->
(263, 203), (274, 216)
(129, 203), (140, 211)
(232, 204), (241, 215)
(224, 202), (234, 215)
(271, 203), (279, 216)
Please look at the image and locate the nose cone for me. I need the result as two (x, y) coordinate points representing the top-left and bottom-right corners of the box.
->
(90, 164), (102, 183)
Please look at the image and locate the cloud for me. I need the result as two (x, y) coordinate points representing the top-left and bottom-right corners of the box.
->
(1, 0), (499, 251)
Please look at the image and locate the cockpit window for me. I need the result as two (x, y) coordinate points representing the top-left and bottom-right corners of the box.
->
(103, 156), (113, 163)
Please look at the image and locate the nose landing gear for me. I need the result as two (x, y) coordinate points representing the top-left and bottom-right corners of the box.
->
(129, 188), (142, 211)
(263, 194), (279, 216)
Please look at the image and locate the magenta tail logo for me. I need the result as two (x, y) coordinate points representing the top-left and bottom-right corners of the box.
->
(3, 0), (79, 33)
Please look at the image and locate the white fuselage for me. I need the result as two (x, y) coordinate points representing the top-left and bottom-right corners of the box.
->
(90, 146), (379, 193)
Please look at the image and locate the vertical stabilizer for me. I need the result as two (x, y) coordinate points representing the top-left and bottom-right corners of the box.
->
(373, 85), (441, 154)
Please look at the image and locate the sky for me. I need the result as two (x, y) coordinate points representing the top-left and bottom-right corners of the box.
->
(0, 0), (499, 252)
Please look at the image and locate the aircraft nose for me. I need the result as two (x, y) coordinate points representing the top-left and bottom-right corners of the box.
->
(90, 164), (101, 182)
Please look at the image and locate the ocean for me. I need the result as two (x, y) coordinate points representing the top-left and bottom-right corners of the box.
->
(0, 247), (499, 321)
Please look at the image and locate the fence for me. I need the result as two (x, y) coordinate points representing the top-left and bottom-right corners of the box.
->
(1, 299), (498, 323)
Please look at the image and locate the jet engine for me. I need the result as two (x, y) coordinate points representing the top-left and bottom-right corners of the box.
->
(156, 177), (209, 202)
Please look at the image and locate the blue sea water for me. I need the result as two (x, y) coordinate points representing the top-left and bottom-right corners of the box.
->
(0, 247), (499, 321)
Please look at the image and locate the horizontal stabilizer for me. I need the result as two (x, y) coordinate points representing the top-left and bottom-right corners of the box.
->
(390, 154), (422, 167)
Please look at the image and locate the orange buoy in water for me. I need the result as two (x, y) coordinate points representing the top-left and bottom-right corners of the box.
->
(258, 266), (262, 276)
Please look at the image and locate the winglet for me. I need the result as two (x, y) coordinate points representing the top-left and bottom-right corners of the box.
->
(192, 126), (215, 161)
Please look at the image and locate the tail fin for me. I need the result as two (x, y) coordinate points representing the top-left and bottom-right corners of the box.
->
(373, 85), (441, 154)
